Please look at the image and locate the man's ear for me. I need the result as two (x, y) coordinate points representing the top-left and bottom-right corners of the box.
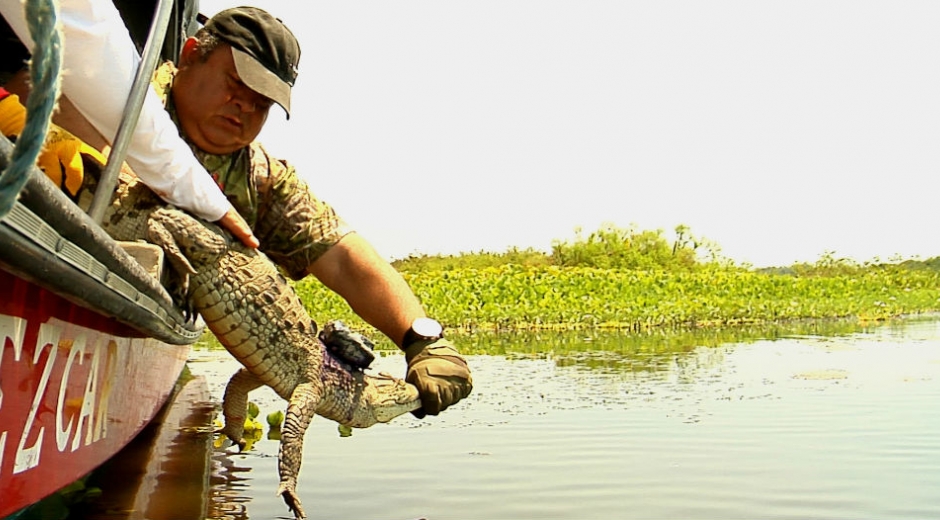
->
(179, 37), (199, 67)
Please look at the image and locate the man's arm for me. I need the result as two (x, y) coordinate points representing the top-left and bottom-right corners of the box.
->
(307, 232), (472, 416)
(307, 232), (422, 346)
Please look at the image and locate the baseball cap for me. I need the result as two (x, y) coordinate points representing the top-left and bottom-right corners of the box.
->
(203, 6), (300, 117)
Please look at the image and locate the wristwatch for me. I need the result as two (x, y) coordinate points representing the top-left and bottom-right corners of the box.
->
(402, 317), (443, 348)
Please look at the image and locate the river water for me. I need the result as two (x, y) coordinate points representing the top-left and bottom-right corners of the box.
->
(70, 317), (940, 520)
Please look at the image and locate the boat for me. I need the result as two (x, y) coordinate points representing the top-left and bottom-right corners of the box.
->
(0, 0), (206, 517)
(70, 371), (216, 520)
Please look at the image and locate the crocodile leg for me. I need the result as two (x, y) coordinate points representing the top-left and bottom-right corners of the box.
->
(220, 368), (264, 449)
(143, 207), (425, 516)
(277, 381), (321, 520)
(146, 212), (196, 294)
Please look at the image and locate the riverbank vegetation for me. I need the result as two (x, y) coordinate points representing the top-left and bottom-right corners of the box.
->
(286, 223), (940, 348)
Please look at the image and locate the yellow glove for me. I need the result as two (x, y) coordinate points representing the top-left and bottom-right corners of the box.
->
(39, 125), (106, 197)
(0, 92), (106, 198)
(0, 91), (27, 137)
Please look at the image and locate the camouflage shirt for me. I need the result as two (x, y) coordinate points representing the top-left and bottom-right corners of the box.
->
(153, 62), (350, 280)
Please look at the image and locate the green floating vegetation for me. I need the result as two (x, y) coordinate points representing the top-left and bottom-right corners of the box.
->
(291, 263), (940, 347)
(202, 223), (940, 354)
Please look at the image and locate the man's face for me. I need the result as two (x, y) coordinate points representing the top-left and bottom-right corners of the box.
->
(172, 41), (273, 155)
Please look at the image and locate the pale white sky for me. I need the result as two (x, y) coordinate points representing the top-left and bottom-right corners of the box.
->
(200, 0), (940, 267)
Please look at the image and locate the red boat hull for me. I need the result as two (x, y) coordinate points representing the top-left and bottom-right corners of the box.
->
(0, 269), (191, 518)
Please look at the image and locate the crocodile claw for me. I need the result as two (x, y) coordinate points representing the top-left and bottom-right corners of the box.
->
(277, 481), (307, 519)
(148, 207), (427, 516)
(213, 431), (248, 452)
(215, 418), (248, 450)
(146, 216), (196, 294)
(182, 298), (198, 324)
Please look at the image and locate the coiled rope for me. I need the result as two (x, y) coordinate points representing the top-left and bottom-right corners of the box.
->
(0, 0), (62, 218)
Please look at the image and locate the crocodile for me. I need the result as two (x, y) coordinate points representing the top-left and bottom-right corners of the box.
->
(145, 206), (421, 520)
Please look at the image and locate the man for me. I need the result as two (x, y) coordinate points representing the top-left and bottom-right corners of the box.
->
(151, 7), (471, 416)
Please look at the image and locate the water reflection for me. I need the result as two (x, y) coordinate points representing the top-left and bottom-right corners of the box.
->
(64, 316), (940, 520)
(71, 371), (275, 520)
(73, 371), (215, 520)
(207, 453), (253, 520)
(461, 316), (929, 374)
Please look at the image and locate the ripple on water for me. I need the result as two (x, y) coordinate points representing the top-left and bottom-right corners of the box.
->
(74, 319), (940, 519)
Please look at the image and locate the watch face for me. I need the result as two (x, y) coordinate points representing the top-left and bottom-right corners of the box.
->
(412, 317), (443, 338)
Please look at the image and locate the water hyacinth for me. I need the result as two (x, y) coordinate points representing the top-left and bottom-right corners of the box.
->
(290, 263), (940, 341)
(283, 223), (940, 350)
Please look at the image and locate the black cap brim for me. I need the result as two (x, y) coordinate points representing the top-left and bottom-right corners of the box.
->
(231, 46), (291, 118)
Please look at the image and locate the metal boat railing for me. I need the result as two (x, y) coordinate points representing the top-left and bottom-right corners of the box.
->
(86, 0), (175, 222)
(0, 0), (204, 345)
(0, 139), (203, 344)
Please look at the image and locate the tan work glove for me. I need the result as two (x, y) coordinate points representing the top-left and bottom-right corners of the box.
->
(405, 338), (473, 418)
(0, 92), (106, 198)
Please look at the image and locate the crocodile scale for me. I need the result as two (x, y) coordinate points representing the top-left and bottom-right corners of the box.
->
(145, 206), (420, 520)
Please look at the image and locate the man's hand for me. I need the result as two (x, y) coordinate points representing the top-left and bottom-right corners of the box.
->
(216, 207), (259, 248)
(405, 338), (472, 418)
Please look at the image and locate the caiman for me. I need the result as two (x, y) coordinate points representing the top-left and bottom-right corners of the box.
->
(144, 206), (421, 520)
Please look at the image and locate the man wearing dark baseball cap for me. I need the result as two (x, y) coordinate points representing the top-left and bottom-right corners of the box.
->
(201, 6), (300, 117)
(135, 8), (473, 516)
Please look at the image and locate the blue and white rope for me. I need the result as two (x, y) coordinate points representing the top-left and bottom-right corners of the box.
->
(0, 0), (62, 217)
